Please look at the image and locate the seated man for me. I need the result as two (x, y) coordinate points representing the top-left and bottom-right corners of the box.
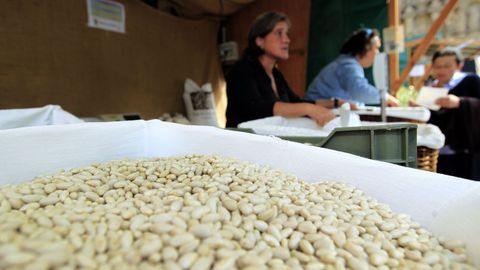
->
(427, 48), (480, 180)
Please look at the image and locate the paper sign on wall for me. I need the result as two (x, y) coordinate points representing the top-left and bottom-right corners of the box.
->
(86, 0), (125, 33)
(383, 25), (404, 54)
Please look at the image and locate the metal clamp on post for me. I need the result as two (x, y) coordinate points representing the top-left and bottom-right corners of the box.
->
(380, 89), (387, 122)
(373, 52), (389, 123)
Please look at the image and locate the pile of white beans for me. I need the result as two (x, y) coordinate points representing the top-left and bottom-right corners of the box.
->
(0, 155), (474, 270)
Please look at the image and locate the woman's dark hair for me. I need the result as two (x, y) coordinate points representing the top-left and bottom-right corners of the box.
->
(244, 11), (291, 58)
(432, 48), (463, 64)
(340, 28), (379, 57)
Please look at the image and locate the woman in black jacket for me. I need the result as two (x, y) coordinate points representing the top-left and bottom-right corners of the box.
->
(225, 11), (335, 128)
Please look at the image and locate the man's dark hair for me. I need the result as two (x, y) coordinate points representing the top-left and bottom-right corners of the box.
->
(432, 48), (464, 64)
(244, 11), (291, 58)
(340, 28), (379, 57)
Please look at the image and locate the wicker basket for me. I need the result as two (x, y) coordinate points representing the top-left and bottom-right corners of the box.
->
(417, 146), (439, 172)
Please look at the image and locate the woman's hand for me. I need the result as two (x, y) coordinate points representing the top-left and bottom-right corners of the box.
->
(273, 102), (335, 126)
(307, 104), (335, 127)
(408, 99), (420, 107)
(387, 94), (400, 107)
(435, 95), (460, 109)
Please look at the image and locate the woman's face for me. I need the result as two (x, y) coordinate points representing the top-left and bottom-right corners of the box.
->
(256, 21), (290, 61)
(359, 36), (381, 68)
(432, 55), (462, 85)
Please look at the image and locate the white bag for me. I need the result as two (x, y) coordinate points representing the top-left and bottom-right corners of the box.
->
(417, 123), (445, 149)
(183, 79), (218, 126)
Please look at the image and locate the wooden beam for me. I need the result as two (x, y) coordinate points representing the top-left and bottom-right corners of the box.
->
(392, 0), (458, 92)
(472, 48), (480, 58)
(405, 39), (480, 48)
(388, 0), (399, 92)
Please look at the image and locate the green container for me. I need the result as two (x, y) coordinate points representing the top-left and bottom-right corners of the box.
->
(230, 124), (417, 168)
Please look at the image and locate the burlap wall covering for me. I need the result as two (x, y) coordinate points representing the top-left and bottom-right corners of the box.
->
(0, 0), (227, 125)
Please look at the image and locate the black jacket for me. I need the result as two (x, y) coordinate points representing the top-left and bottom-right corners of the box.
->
(429, 74), (480, 153)
(225, 57), (312, 127)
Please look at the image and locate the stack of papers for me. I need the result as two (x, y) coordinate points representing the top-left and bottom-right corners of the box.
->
(416, 86), (449, 111)
(349, 106), (431, 122)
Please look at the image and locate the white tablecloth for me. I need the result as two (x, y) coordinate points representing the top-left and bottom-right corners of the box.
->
(239, 116), (445, 149)
(353, 106), (431, 122)
(0, 120), (478, 266)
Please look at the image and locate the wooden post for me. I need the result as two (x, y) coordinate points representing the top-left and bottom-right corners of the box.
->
(388, 0), (399, 94)
(392, 0), (458, 92)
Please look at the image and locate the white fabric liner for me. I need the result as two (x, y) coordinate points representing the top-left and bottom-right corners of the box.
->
(0, 105), (83, 130)
(239, 103), (362, 137)
(238, 116), (444, 149)
(0, 120), (478, 266)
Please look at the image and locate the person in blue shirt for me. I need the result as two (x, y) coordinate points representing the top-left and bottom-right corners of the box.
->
(305, 28), (399, 106)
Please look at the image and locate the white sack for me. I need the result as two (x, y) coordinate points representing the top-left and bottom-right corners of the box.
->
(417, 123), (446, 149)
(183, 78), (218, 126)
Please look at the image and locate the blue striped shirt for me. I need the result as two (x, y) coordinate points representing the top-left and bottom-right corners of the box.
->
(305, 54), (381, 104)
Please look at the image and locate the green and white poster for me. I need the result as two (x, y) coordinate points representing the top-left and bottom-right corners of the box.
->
(86, 0), (125, 33)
